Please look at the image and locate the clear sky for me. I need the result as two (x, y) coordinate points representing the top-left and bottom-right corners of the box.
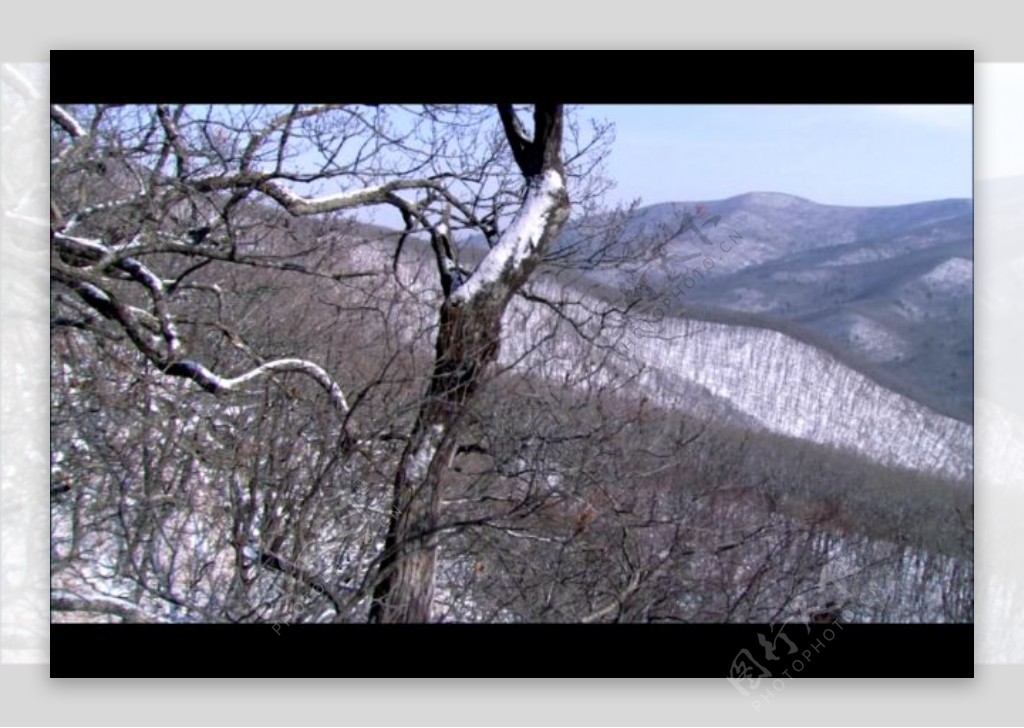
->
(582, 104), (973, 208)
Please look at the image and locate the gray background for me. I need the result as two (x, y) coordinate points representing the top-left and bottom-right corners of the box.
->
(3, 7), (1020, 724)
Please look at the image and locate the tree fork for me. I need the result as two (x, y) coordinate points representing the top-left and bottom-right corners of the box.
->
(368, 103), (569, 623)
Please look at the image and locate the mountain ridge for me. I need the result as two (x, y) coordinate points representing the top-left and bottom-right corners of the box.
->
(537, 191), (973, 421)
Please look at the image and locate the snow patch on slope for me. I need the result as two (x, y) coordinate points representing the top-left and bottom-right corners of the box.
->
(846, 315), (910, 363)
(919, 257), (973, 295)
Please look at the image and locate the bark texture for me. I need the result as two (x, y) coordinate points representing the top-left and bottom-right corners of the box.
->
(369, 104), (570, 623)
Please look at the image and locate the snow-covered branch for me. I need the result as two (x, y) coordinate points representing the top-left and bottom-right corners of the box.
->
(190, 172), (441, 217)
(50, 103), (85, 138)
(54, 242), (361, 450)
(256, 178), (440, 216)
(51, 590), (150, 623)
(451, 169), (567, 304)
(61, 190), (148, 232)
(53, 231), (182, 353)
(166, 358), (349, 416)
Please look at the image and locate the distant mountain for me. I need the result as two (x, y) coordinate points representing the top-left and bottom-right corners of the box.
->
(544, 192), (973, 422)
(630, 192), (970, 269)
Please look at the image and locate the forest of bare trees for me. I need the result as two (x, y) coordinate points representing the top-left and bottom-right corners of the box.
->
(49, 103), (972, 625)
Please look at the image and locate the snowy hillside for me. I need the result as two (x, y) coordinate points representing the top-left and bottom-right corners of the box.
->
(500, 279), (972, 481)
(916, 256), (974, 296)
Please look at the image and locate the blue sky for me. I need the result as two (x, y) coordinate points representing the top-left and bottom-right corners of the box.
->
(582, 104), (973, 208)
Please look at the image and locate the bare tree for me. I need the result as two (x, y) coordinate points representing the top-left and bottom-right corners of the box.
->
(50, 103), (605, 623)
(366, 104), (571, 622)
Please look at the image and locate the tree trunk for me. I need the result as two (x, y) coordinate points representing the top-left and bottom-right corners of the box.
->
(368, 300), (502, 622)
(368, 103), (569, 623)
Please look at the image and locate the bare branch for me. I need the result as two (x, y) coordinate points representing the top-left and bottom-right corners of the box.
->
(165, 358), (350, 415)
(450, 168), (568, 304)
(51, 591), (150, 623)
(50, 104), (85, 138)
(256, 178), (441, 216)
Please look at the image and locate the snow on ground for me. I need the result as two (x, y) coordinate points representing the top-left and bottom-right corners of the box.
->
(918, 257), (973, 296)
(770, 269), (833, 284)
(820, 248), (885, 267)
(846, 315), (911, 363)
(731, 287), (775, 313)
